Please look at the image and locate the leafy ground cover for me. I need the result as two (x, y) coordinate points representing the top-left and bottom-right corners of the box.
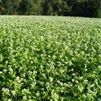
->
(0, 16), (101, 101)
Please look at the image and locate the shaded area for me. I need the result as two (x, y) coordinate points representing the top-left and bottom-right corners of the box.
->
(0, 0), (101, 17)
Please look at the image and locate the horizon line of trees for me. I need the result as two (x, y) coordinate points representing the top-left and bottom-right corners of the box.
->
(0, 0), (101, 17)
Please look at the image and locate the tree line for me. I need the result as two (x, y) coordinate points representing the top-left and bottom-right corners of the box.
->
(0, 0), (101, 17)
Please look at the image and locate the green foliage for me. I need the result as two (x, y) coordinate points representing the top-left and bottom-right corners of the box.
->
(0, 0), (101, 17)
(96, 0), (101, 18)
(0, 16), (101, 101)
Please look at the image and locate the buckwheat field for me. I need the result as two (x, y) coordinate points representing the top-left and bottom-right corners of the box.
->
(0, 16), (101, 101)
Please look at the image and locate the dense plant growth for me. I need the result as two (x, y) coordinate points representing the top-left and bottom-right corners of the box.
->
(0, 0), (101, 17)
(0, 16), (101, 101)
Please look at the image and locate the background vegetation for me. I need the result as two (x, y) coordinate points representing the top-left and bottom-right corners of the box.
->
(0, 0), (101, 17)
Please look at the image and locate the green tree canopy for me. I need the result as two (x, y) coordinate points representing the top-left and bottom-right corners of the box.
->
(0, 0), (100, 17)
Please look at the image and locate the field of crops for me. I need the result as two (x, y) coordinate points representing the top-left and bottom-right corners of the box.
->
(0, 16), (101, 101)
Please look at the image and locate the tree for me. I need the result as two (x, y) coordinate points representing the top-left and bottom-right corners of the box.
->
(0, 0), (100, 17)
(1, 0), (21, 14)
(96, 0), (101, 17)
(71, 0), (100, 17)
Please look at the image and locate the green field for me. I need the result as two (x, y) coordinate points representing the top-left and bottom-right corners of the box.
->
(0, 16), (101, 101)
